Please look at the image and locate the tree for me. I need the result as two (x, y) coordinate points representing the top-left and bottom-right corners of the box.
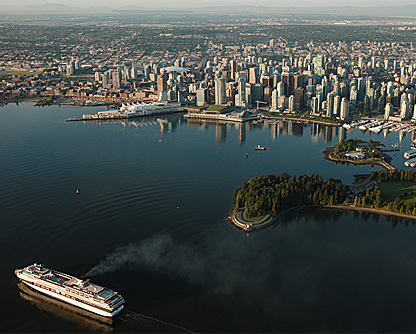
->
(375, 190), (381, 209)
(328, 195), (334, 206)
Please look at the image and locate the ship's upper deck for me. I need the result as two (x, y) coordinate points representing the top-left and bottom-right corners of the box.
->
(19, 263), (121, 302)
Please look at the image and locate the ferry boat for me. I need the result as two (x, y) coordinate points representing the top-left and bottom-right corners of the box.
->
(15, 263), (124, 317)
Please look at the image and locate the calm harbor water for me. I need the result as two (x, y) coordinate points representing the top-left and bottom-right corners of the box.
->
(1, 103), (416, 332)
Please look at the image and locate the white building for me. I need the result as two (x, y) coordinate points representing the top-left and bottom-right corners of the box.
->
(326, 93), (334, 117)
(215, 76), (227, 105)
(340, 98), (349, 120)
(271, 89), (278, 111)
(333, 95), (341, 116)
(385, 103), (393, 120)
(288, 95), (294, 112)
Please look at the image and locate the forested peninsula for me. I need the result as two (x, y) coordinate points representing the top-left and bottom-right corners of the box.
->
(231, 169), (416, 231)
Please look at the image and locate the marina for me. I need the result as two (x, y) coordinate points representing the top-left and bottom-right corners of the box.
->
(344, 119), (416, 134)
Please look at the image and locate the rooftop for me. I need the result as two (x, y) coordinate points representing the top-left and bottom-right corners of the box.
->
(161, 66), (189, 73)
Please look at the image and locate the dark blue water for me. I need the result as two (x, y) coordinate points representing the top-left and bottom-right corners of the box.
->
(1, 103), (416, 332)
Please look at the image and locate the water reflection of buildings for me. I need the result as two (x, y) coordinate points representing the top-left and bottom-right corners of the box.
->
(310, 122), (342, 144)
(339, 127), (346, 142)
(292, 122), (303, 137)
(82, 114), (182, 137)
(288, 121), (293, 136)
(311, 123), (319, 143)
(270, 120), (288, 137)
(235, 122), (246, 145)
(271, 122), (277, 141)
(215, 123), (227, 143)
(398, 130), (404, 143)
(326, 126), (333, 144)
(186, 118), (345, 145)
(17, 282), (114, 333)
(187, 119), (241, 144)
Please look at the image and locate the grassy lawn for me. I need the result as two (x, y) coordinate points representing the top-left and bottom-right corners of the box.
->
(0, 70), (42, 76)
(207, 105), (227, 112)
(302, 115), (342, 124)
(187, 105), (208, 110)
(242, 209), (269, 222)
(221, 106), (236, 112)
(1, 96), (42, 102)
(378, 181), (416, 203)
(262, 111), (299, 118)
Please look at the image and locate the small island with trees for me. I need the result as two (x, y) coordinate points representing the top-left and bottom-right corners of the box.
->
(230, 169), (416, 231)
(324, 138), (395, 171)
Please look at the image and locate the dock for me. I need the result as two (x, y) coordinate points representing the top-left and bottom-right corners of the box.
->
(66, 108), (185, 122)
(184, 112), (258, 123)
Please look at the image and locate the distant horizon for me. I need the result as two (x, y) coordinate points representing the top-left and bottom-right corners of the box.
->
(2, 1), (416, 18)
(4, 0), (416, 9)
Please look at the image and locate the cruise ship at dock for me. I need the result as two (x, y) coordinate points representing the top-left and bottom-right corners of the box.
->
(66, 101), (183, 122)
(15, 263), (124, 317)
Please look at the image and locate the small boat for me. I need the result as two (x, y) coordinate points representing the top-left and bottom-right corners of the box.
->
(254, 145), (268, 151)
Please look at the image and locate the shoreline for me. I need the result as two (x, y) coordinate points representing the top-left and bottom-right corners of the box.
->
(262, 115), (342, 127)
(229, 203), (416, 231)
(229, 205), (323, 231)
(323, 146), (395, 171)
(322, 205), (416, 220)
(184, 112), (258, 123)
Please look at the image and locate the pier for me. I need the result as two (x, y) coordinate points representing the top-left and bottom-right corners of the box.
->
(66, 108), (185, 122)
(184, 112), (258, 123)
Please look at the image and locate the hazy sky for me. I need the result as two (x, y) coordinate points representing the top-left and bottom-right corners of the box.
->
(4, 0), (416, 8)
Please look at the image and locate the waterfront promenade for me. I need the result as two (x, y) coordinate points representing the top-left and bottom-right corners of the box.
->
(66, 108), (185, 122)
(184, 111), (258, 123)
(262, 115), (343, 127)
(230, 208), (275, 231)
(230, 204), (416, 231)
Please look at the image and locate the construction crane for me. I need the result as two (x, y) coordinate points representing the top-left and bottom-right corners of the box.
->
(255, 100), (267, 111)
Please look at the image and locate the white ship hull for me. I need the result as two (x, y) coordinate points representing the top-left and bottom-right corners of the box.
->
(15, 263), (125, 318)
(20, 279), (124, 317)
